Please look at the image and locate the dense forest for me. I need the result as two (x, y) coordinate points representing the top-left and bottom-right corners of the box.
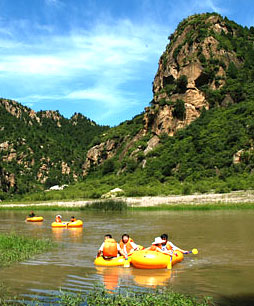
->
(0, 99), (108, 198)
(2, 13), (254, 201)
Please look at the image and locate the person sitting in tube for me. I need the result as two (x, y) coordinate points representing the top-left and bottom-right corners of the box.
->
(28, 211), (35, 218)
(97, 234), (124, 259)
(160, 233), (189, 254)
(119, 234), (139, 257)
(70, 216), (76, 222)
(146, 237), (173, 255)
(55, 214), (62, 223)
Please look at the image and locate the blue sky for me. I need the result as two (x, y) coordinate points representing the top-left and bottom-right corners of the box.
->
(0, 0), (253, 126)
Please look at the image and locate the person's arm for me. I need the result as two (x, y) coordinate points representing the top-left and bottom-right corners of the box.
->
(161, 248), (172, 255)
(97, 243), (104, 257)
(117, 243), (125, 257)
(153, 246), (171, 255)
(130, 241), (138, 251)
(169, 241), (188, 253)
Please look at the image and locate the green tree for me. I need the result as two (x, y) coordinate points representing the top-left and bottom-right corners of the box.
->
(172, 99), (186, 120)
(102, 159), (115, 175)
(176, 75), (188, 93)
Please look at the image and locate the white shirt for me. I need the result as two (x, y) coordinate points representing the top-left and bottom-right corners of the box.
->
(161, 241), (176, 252)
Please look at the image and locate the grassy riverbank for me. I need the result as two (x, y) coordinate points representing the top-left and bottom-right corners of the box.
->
(0, 234), (55, 304)
(0, 233), (54, 267)
(131, 202), (254, 210)
(57, 288), (212, 305)
(1, 199), (254, 211)
(0, 286), (212, 305)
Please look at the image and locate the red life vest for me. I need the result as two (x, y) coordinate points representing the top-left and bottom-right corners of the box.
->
(103, 238), (118, 257)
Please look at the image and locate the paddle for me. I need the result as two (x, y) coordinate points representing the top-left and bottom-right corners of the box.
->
(124, 256), (130, 268)
(187, 248), (198, 255)
(167, 255), (172, 270)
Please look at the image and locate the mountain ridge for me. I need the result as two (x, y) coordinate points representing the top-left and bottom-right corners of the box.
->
(2, 12), (254, 199)
(0, 98), (108, 196)
(82, 13), (254, 174)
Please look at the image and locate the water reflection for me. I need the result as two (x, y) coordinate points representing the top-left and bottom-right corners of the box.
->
(132, 269), (172, 288)
(96, 267), (120, 291)
(96, 265), (173, 291)
(51, 227), (83, 242)
(96, 266), (133, 292)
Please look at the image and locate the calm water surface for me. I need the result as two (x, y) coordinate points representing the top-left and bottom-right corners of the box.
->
(0, 209), (253, 304)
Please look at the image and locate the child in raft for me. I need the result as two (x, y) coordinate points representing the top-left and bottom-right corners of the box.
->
(160, 233), (189, 254)
(70, 216), (76, 222)
(97, 234), (124, 259)
(119, 234), (139, 257)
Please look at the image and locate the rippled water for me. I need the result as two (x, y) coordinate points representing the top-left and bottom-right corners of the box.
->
(0, 209), (254, 304)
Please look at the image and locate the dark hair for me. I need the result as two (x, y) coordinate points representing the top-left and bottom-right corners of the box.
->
(71, 216), (75, 218)
(161, 234), (168, 240)
(122, 234), (129, 240)
(105, 234), (112, 238)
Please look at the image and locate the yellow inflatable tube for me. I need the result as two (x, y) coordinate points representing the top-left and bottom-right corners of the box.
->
(94, 256), (131, 267)
(51, 220), (83, 228)
(131, 250), (183, 269)
(26, 216), (44, 222)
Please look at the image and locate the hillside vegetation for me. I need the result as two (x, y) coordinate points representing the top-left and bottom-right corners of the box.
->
(2, 12), (254, 201)
(0, 99), (108, 198)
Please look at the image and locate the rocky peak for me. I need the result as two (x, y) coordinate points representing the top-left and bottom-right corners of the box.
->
(0, 99), (41, 124)
(147, 13), (241, 137)
(38, 110), (63, 127)
(71, 112), (84, 125)
(70, 112), (96, 126)
(81, 13), (249, 176)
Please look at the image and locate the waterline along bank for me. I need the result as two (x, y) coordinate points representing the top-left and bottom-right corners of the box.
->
(0, 198), (254, 211)
(0, 233), (55, 267)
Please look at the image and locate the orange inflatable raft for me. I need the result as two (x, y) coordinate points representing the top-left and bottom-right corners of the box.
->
(51, 220), (83, 228)
(26, 216), (44, 222)
(130, 250), (183, 269)
(94, 256), (131, 267)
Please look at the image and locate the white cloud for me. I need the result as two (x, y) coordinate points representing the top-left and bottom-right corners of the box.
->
(0, 0), (237, 124)
(66, 85), (137, 108)
(0, 18), (167, 78)
(45, 0), (63, 7)
(0, 15), (168, 123)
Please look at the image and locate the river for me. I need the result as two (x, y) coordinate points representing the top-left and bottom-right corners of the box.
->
(0, 209), (253, 304)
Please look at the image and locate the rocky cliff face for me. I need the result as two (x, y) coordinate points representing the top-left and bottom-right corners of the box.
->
(147, 14), (241, 137)
(82, 139), (121, 175)
(82, 13), (242, 173)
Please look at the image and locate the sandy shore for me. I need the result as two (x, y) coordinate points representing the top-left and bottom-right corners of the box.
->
(1, 190), (254, 208)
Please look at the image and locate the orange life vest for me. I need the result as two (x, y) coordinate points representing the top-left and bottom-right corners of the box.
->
(55, 216), (62, 223)
(103, 238), (118, 257)
(71, 218), (76, 222)
(119, 238), (134, 255)
(148, 245), (161, 252)
(165, 241), (173, 250)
